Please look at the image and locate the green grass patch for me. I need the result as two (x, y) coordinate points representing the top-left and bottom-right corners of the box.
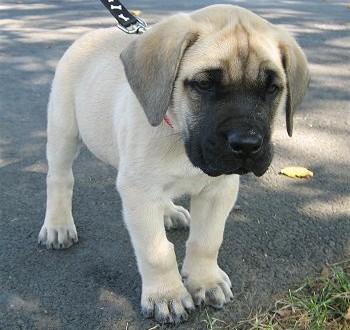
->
(147, 260), (349, 329)
(201, 307), (230, 329)
(239, 259), (350, 330)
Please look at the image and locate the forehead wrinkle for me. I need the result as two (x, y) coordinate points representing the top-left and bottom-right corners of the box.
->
(184, 24), (248, 69)
(180, 21), (283, 84)
(217, 25), (282, 84)
(212, 23), (253, 82)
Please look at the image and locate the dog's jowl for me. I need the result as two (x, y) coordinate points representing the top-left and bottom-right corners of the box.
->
(38, 5), (309, 324)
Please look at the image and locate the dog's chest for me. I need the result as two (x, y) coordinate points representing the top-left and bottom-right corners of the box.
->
(163, 173), (214, 198)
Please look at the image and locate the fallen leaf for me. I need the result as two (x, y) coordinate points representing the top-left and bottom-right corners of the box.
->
(275, 307), (291, 318)
(130, 10), (142, 16)
(345, 306), (350, 320)
(279, 166), (313, 179)
(320, 266), (331, 279)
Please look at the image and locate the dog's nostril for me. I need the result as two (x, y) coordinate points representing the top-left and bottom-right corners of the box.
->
(227, 131), (263, 157)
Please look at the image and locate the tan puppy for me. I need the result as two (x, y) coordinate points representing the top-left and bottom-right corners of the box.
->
(38, 5), (309, 324)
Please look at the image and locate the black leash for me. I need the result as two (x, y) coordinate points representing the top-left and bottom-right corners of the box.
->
(99, 0), (147, 34)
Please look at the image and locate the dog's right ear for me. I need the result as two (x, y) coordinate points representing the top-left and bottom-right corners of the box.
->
(120, 15), (198, 126)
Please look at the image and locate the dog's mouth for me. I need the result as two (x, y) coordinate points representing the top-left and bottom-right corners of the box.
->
(231, 167), (250, 175)
(200, 164), (266, 177)
(185, 140), (272, 178)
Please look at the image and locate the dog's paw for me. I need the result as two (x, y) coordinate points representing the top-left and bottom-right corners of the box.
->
(182, 267), (233, 309)
(141, 284), (195, 324)
(38, 219), (78, 249)
(164, 203), (191, 230)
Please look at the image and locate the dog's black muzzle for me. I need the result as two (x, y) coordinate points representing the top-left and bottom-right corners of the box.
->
(185, 122), (273, 178)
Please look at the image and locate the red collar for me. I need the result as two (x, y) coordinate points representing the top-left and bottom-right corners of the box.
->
(163, 115), (173, 128)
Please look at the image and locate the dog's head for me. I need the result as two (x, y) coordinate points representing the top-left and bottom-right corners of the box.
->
(121, 5), (310, 177)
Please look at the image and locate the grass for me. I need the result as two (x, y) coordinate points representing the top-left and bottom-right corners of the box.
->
(202, 307), (230, 329)
(143, 260), (349, 330)
(238, 259), (350, 330)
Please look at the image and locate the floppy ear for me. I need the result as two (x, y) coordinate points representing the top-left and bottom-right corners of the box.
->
(120, 15), (198, 126)
(279, 33), (310, 136)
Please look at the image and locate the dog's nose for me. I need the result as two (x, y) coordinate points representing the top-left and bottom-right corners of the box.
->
(227, 131), (263, 157)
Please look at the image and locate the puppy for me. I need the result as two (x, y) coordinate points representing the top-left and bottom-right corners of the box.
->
(38, 5), (309, 324)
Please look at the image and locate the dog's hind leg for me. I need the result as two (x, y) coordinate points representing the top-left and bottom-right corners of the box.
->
(164, 201), (191, 230)
(38, 92), (81, 249)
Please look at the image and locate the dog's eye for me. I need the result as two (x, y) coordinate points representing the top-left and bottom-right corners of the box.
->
(193, 79), (214, 92)
(267, 83), (279, 95)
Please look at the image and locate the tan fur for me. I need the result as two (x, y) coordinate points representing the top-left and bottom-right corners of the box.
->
(38, 5), (309, 324)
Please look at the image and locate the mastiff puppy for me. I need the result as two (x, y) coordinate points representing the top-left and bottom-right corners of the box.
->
(38, 5), (309, 324)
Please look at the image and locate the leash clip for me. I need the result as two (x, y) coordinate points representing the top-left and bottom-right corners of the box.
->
(100, 0), (148, 35)
(117, 17), (148, 34)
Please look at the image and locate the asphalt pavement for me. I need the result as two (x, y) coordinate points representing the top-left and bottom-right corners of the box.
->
(0, 0), (349, 329)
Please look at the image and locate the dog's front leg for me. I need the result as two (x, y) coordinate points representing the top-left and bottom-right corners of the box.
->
(182, 175), (239, 309)
(117, 178), (194, 324)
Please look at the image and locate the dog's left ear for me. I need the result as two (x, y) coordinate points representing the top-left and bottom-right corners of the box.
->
(278, 32), (310, 136)
(120, 15), (198, 126)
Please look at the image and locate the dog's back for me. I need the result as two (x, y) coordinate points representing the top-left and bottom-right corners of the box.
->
(48, 28), (134, 167)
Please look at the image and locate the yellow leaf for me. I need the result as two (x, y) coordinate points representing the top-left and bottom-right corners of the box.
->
(279, 166), (313, 179)
(130, 10), (142, 16)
